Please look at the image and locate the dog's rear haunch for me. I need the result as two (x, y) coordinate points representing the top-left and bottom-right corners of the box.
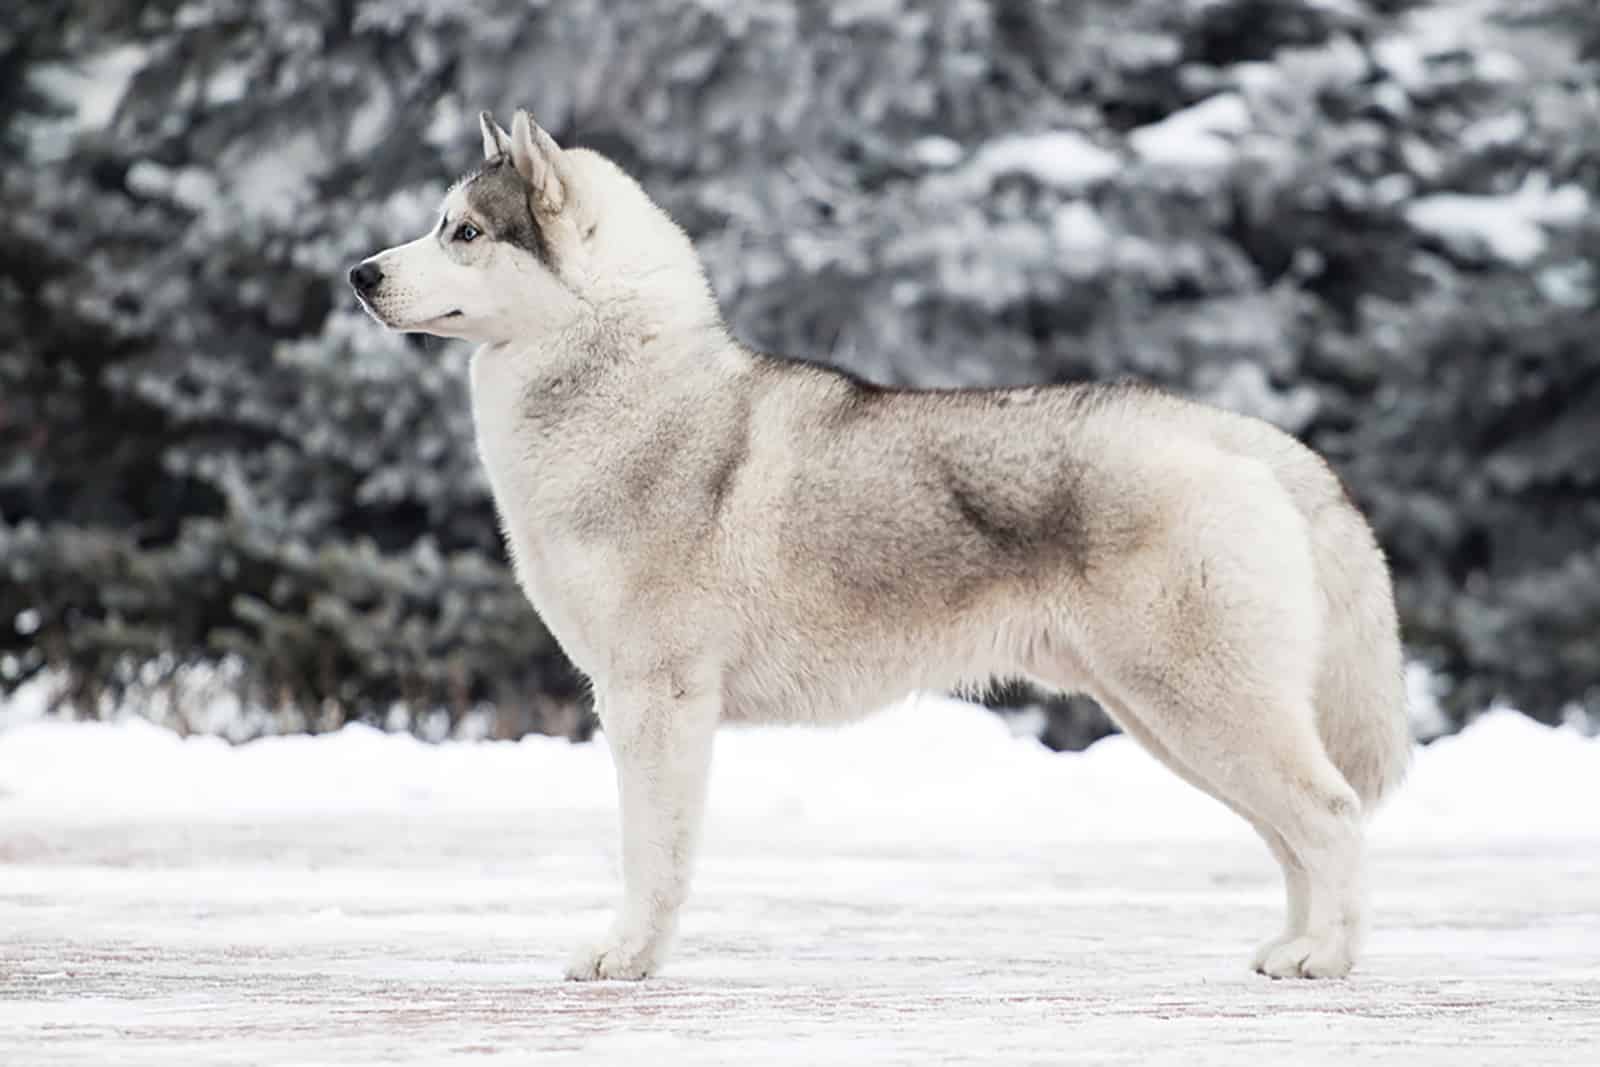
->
(351, 109), (1410, 982)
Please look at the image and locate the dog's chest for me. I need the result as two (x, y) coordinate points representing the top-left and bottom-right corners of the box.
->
(467, 345), (712, 671)
(468, 348), (622, 661)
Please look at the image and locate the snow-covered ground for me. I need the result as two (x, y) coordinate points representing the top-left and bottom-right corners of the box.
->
(3, 696), (1598, 1065)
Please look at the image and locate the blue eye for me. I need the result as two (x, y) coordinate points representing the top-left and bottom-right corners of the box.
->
(454, 222), (481, 243)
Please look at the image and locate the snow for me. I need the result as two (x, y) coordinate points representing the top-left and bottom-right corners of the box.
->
(1460, 110), (1529, 153)
(4, 695), (1599, 1064)
(910, 135), (964, 170)
(1197, 360), (1320, 434)
(1373, 35), (1429, 93)
(22, 44), (149, 161)
(126, 162), (222, 211)
(346, 86), (396, 157)
(1129, 93), (1251, 170)
(27, 44), (146, 131)
(1406, 176), (1589, 266)
(1403, 2), (1529, 84)
(1051, 200), (1113, 278)
(204, 63), (252, 108)
(968, 131), (1121, 192)
(1404, 661), (1452, 741)
(227, 130), (324, 225)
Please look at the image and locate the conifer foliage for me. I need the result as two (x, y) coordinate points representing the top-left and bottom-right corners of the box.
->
(3, 1), (1596, 738)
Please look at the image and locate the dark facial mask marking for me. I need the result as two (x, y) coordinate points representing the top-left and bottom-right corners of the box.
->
(462, 157), (551, 264)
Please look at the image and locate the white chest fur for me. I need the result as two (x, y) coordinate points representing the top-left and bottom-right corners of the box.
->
(467, 343), (620, 672)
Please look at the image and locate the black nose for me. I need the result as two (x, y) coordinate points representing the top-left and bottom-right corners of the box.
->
(349, 261), (383, 293)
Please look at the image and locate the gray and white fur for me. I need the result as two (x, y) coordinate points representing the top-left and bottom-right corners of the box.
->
(351, 109), (1411, 982)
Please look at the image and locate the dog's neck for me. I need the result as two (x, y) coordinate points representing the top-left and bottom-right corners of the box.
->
(478, 289), (749, 409)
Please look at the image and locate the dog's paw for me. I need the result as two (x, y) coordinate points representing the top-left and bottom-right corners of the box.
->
(564, 937), (656, 982)
(1256, 930), (1354, 979)
(1250, 931), (1298, 974)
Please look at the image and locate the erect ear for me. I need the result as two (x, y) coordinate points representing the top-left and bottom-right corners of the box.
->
(509, 109), (567, 214)
(479, 110), (511, 161)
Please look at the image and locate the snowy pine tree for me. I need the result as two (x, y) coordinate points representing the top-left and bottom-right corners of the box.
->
(3, 0), (1596, 737)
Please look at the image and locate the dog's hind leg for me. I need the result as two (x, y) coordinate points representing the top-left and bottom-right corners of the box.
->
(1091, 693), (1312, 969)
(1025, 656), (1314, 973)
(1049, 456), (1368, 976)
(565, 675), (719, 981)
(1108, 678), (1364, 978)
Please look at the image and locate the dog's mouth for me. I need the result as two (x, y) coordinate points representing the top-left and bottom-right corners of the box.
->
(356, 298), (465, 332)
(419, 309), (464, 328)
(404, 308), (467, 336)
(416, 309), (464, 324)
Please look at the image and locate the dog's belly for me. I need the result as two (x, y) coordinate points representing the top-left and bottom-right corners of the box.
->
(719, 659), (902, 726)
(715, 601), (1023, 727)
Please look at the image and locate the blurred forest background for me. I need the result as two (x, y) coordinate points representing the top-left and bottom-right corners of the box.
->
(2, 0), (1597, 745)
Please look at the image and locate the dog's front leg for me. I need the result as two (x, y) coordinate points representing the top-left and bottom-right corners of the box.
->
(565, 678), (718, 981)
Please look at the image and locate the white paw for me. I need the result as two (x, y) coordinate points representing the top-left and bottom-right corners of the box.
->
(1250, 931), (1298, 974)
(563, 934), (658, 982)
(1256, 929), (1355, 979)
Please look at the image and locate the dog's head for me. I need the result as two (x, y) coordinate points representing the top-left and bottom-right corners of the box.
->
(350, 109), (713, 345)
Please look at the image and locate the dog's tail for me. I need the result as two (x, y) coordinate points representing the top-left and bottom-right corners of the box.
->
(1301, 476), (1413, 813)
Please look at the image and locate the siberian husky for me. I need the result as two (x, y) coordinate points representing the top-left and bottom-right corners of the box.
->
(350, 109), (1411, 982)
